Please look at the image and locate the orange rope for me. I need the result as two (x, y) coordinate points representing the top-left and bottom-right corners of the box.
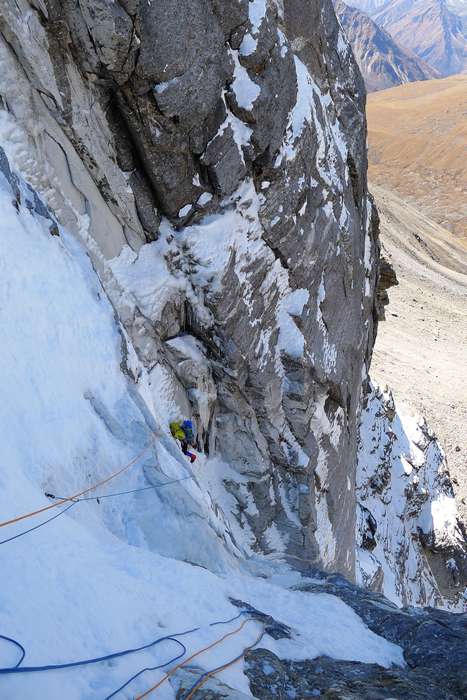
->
(135, 619), (254, 700)
(184, 628), (264, 700)
(0, 439), (153, 530)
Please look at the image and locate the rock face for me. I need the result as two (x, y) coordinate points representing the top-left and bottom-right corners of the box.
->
(0, 0), (463, 608)
(373, 0), (467, 76)
(335, 1), (440, 92)
(357, 384), (466, 608)
(0, 0), (376, 580)
(245, 574), (467, 699)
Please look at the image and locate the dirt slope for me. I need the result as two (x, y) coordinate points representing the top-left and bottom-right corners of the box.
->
(367, 75), (467, 239)
(371, 184), (467, 524)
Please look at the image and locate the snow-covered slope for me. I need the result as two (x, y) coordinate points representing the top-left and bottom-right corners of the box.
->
(0, 1), (465, 697)
(0, 150), (406, 700)
(357, 384), (465, 608)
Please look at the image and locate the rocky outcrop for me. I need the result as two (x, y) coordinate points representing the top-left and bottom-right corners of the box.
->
(335, 1), (440, 92)
(0, 0), (463, 610)
(245, 593), (467, 699)
(0, 0), (377, 580)
(171, 575), (467, 699)
(357, 384), (466, 608)
(376, 253), (398, 319)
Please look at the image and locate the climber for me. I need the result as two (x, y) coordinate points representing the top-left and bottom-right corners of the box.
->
(170, 419), (197, 463)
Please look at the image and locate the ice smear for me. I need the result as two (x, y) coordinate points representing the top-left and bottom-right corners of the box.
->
(277, 289), (309, 359)
(275, 56), (348, 198)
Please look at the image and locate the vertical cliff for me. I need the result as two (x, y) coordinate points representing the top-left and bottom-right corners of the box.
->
(0, 0), (379, 578)
(0, 0), (464, 610)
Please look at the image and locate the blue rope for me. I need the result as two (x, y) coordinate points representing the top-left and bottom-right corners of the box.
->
(0, 632), (190, 675)
(103, 632), (193, 700)
(104, 612), (247, 699)
(209, 612), (244, 627)
(0, 634), (26, 669)
(0, 613), (249, 700)
(0, 503), (77, 546)
(53, 475), (194, 503)
(0, 476), (193, 547)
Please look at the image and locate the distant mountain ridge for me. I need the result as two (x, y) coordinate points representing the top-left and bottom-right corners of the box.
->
(335, 1), (440, 91)
(345, 0), (389, 12)
(373, 0), (467, 75)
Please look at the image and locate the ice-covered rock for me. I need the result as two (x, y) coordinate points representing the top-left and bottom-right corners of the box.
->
(0, 0), (376, 580)
(357, 383), (466, 608)
(0, 11), (464, 697)
(0, 2), (466, 696)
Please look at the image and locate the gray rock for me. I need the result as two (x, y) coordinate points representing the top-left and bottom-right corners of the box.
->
(296, 573), (467, 681)
(210, 0), (249, 41)
(1, 0), (460, 611)
(77, 0), (136, 82)
(200, 124), (247, 197)
(245, 648), (465, 700)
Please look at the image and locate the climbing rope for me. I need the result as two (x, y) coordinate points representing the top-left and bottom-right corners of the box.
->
(0, 630), (189, 676)
(0, 440), (154, 530)
(0, 434), (266, 699)
(0, 612), (253, 700)
(0, 503), (77, 546)
(0, 474), (194, 548)
(134, 617), (254, 700)
(182, 626), (265, 700)
(49, 474), (194, 504)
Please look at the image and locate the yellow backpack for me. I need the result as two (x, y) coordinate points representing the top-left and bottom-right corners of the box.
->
(170, 421), (186, 441)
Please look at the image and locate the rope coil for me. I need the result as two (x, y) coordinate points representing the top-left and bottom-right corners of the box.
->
(0, 435), (267, 699)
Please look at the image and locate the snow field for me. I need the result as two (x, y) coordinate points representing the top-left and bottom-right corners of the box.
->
(0, 156), (403, 699)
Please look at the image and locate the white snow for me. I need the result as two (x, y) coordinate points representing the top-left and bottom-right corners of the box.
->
(277, 29), (289, 58)
(316, 274), (337, 373)
(275, 56), (348, 201)
(178, 204), (192, 218)
(230, 50), (261, 111)
(239, 0), (267, 56)
(0, 120), (405, 699)
(110, 237), (187, 323)
(166, 334), (207, 365)
(277, 289), (309, 359)
(197, 191), (213, 207)
(356, 383), (465, 610)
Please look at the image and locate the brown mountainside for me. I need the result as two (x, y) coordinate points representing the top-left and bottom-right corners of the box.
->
(371, 184), (467, 527)
(367, 75), (467, 238)
(335, 1), (439, 91)
(373, 0), (467, 75)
